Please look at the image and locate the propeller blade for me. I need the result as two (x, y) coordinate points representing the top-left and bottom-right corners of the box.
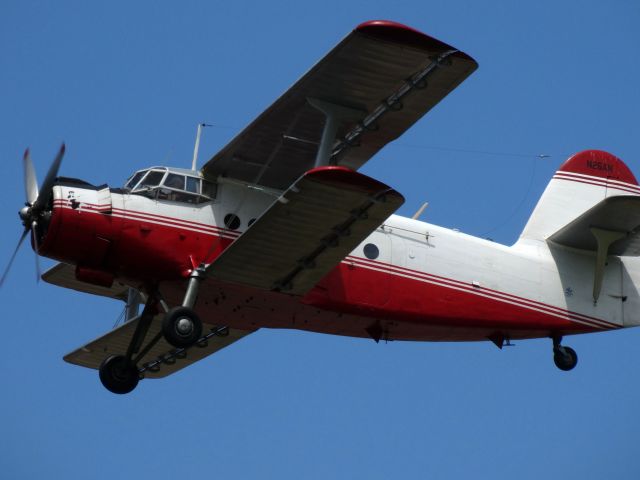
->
(0, 228), (29, 287)
(23, 148), (39, 205)
(32, 143), (65, 212)
(31, 221), (41, 283)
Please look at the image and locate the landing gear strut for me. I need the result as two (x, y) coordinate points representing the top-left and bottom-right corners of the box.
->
(552, 336), (578, 371)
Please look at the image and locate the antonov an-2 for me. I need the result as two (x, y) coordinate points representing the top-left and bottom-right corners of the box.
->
(4, 21), (639, 394)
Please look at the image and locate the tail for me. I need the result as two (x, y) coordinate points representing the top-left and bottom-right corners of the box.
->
(518, 150), (639, 243)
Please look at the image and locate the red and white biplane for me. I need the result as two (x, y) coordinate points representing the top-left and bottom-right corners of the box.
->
(4, 21), (638, 394)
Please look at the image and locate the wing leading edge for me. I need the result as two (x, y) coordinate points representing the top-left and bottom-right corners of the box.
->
(202, 20), (477, 190)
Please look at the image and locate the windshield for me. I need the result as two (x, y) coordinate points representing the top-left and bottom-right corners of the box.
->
(125, 170), (146, 189)
(137, 170), (166, 189)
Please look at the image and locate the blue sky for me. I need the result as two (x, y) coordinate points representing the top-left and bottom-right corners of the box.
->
(2, 1), (640, 478)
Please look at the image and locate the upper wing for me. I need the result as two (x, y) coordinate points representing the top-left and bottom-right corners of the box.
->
(548, 195), (640, 255)
(201, 20), (477, 190)
(205, 166), (404, 294)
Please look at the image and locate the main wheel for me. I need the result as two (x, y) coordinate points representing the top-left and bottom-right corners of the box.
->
(553, 346), (578, 371)
(162, 306), (203, 348)
(99, 355), (139, 394)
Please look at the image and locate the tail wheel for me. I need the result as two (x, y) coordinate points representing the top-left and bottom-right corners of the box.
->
(553, 346), (578, 371)
(162, 306), (203, 348)
(99, 355), (139, 394)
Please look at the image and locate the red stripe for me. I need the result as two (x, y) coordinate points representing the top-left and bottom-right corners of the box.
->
(346, 255), (618, 329)
(350, 255), (616, 327)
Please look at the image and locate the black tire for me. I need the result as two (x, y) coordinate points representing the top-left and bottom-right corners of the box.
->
(162, 306), (203, 348)
(99, 355), (139, 394)
(554, 346), (578, 371)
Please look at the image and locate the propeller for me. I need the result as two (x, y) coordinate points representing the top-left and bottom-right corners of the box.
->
(0, 144), (65, 286)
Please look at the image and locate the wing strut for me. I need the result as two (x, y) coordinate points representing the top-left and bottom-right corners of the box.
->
(308, 98), (363, 167)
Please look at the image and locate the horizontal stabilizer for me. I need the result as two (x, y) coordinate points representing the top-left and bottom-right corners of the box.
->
(64, 316), (255, 379)
(206, 166), (404, 294)
(42, 263), (129, 301)
(548, 195), (640, 255)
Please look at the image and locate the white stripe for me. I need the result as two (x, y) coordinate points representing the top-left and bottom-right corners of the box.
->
(553, 172), (640, 193)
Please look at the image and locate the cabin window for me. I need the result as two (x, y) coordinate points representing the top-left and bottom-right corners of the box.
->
(224, 214), (241, 230)
(363, 243), (379, 260)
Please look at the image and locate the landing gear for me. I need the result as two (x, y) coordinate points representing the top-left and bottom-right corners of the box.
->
(99, 355), (139, 394)
(552, 336), (578, 371)
(162, 306), (203, 348)
(97, 266), (209, 394)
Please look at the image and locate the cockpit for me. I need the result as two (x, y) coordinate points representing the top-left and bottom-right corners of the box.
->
(124, 167), (216, 204)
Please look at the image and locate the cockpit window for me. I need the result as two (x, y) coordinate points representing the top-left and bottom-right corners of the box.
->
(125, 171), (146, 190)
(126, 167), (216, 204)
(163, 173), (184, 190)
(186, 176), (200, 194)
(138, 170), (166, 189)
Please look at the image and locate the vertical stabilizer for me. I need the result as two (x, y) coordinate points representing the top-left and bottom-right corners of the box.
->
(518, 150), (639, 243)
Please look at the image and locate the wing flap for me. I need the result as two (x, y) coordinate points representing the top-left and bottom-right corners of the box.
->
(548, 195), (640, 255)
(202, 21), (477, 190)
(64, 316), (255, 379)
(206, 166), (404, 294)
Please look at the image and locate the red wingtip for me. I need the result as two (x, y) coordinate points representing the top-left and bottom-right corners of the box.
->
(356, 19), (422, 33)
(355, 20), (475, 62)
(23, 147), (30, 159)
(558, 150), (638, 185)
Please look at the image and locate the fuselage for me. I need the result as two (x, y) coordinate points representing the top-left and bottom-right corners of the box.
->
(37, 173), (638, 344)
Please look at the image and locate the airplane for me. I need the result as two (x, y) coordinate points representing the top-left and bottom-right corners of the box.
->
(3, 20), (638, 395)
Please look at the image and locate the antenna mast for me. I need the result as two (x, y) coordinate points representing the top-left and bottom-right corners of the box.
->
(191, 122), (211, 171)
